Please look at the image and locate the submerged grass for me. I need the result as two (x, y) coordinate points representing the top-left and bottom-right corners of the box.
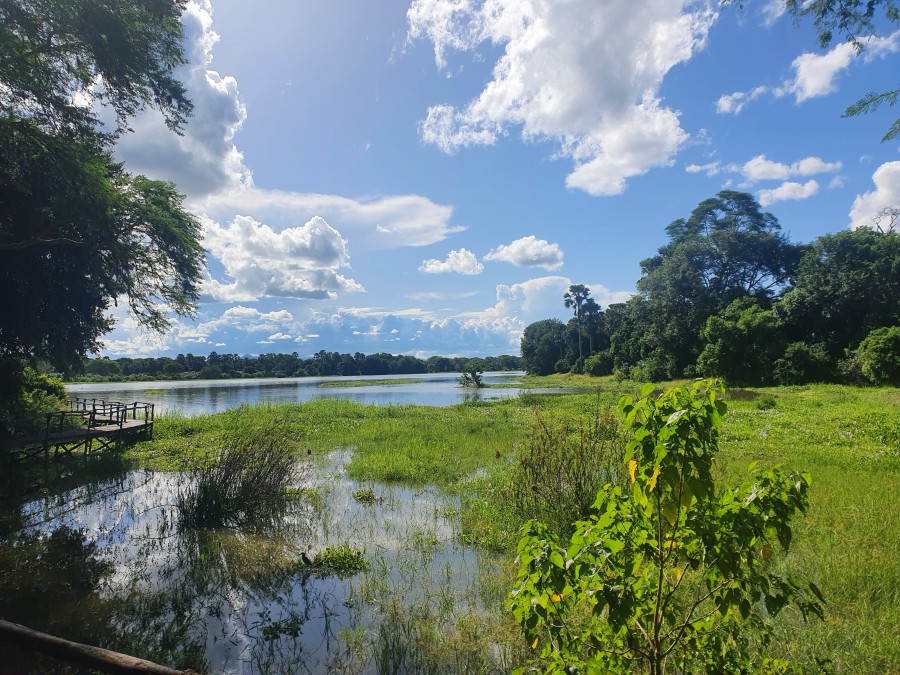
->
(124, 381), (900, 672)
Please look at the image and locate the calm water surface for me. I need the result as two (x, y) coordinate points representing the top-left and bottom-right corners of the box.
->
(6, 451), (497, 673)
(67, 372), (536, 415)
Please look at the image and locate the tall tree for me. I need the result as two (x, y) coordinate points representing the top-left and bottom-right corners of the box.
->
(0, 0), (204, 403)
(777, 228), (900, 357)
(521, 319), (567, 376)
(581, 297), (604, 356)
(563, 284), (591, 361)
(636, 191), (800, 377)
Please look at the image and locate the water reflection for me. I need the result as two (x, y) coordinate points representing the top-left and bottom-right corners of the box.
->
(1, 451), (516, 673)
(67, 372), (535, 416)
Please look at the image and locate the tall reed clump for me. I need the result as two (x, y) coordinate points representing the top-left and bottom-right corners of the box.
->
(511, 408), (627, 540)
(177, 437), (305, 529)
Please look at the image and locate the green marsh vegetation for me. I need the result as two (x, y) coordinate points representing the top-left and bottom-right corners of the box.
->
(316, 378), (426, 388)
(13, 378), (890, 672)
(176, 433), (307, 530)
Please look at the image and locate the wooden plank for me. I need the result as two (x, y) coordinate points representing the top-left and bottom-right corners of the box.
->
(0, 618), (197, 675)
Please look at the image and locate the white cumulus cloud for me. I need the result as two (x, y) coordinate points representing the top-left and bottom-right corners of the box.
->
(113, 0), (251, 197)
(202, 215), (364, 301)
(484, 235), (564, 270)
(193, 188), (462, 250)
(741, 155), (841, 184)
(716, 31), (900, 113)
(715, 86), (769, 115)
(849, 161), (900, 230)
(408, 0), (716, 196)
(419, 248), (484, 274)
(757, 179), (820, 206)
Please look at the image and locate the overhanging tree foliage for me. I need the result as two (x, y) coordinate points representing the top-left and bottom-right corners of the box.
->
(0, 0), (204, 415)
(784, 0), (900, 141)
(0, 0), (205, 390)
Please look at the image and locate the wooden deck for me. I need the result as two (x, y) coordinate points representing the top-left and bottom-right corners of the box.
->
(2, 398), (155, 464)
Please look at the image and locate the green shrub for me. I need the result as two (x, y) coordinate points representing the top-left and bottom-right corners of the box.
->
(0, 366), (68, 437)
(584, 351), (613, 377)
(310, 544), (368, 574)
(510, 381), (823, 673)
(352, 487), (381, 504)
(755, 393), (777, 410)
(510, 409), (626, 540)
(857, 326), (900, 385)
(773, 342), (834, 385)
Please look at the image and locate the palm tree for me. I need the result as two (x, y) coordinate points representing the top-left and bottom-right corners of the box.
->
(563, 284), (591, 361)
(582, 297), (602, 356)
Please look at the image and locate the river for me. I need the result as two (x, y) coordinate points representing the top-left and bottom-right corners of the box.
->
(66, 371), (539, 416)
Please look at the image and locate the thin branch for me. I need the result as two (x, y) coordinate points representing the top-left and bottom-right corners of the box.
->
(0, 237), (83, 251)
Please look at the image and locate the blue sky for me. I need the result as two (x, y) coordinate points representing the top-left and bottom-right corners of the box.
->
(101, 0), (900, 359)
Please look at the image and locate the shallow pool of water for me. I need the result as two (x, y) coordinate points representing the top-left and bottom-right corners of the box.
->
(2, 451), (512, 673)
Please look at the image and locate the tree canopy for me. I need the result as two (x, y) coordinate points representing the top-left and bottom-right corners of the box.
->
(0, 0), (205, 416)
(519, 192), (899, 386)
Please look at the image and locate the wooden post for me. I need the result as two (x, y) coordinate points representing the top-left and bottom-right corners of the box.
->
(0, 618), (198, 674)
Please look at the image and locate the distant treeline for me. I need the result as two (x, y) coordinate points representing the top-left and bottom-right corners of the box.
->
(521, 192), (900, 387)
(73, 351), (524, 382)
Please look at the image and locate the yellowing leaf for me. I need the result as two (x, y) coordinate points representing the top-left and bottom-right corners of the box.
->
(551, 593), (562, 602)
(629, 459), (637, 483)
(662, 502), (678, 526)
(649, 465), (661, 492)
(532, 637), (539, 649)
(761, 543), (773, 561)
(672, 567), (684, 582)
(665, 539), (677, 550)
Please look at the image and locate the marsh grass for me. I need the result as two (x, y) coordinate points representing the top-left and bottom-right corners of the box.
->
(177, 437), (306, 529)
(510, 408), (626, 540)
(124, 382), (900, 672)
(317, 378), (425, 388)
(310, 544), (368, 574)
(716, 384), (900, 673)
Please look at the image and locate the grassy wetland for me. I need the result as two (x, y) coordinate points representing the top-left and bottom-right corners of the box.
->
(1, 377), (897, 673)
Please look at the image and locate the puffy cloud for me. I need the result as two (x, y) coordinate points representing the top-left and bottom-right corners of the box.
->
(716, 31), (900, 112)
(113, 0), (251, 197)
(715, 86), (769, 115)
(849, 161), (900, 230)
(113, 2), (463, 254)
(408, 0), (716, 196)
(419, 248), (484, 274)
(757, 179), (819, 206)
(484, 236), (564, 270)
(202, 215), (364, 301)
(685, 161), (722, 176)
(783, 42), (857, 102)
(741, 155), (841, 183)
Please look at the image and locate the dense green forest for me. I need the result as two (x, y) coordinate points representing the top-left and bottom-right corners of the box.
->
(73, 351), (523, 382)
(521, 191), (900, 386)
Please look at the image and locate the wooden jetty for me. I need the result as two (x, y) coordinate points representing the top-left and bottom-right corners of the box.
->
(2, 397), (154, 464)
